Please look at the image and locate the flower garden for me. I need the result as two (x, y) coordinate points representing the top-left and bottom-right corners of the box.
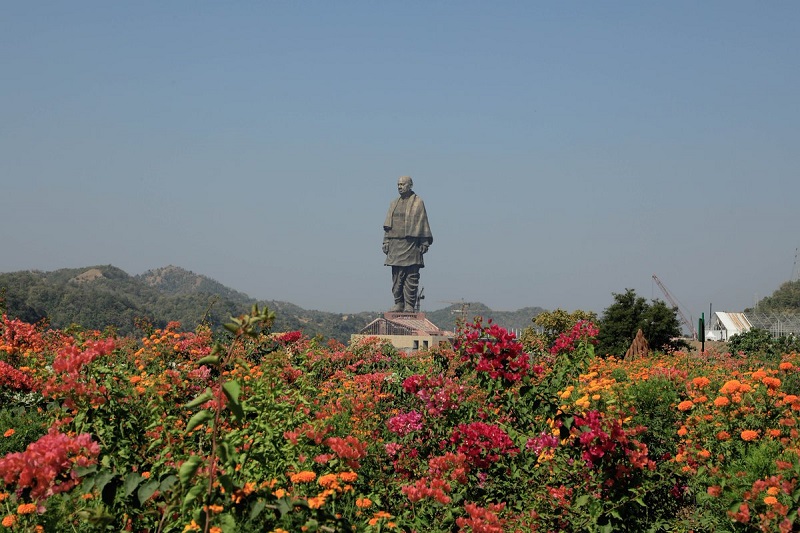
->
(3, 308), (800, 532)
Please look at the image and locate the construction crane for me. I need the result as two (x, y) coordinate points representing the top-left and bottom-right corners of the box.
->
(652, 274), (698, 340)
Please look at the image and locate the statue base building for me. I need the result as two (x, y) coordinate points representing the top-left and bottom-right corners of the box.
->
(351, 312), (451, 351)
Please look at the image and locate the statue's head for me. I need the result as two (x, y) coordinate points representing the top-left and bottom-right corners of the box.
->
(397, 176), (413, 196)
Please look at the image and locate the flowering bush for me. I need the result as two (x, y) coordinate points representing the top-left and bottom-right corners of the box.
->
(3, 311), (800, 531)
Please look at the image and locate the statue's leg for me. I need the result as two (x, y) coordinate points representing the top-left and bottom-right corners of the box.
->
(391, 266), (405, 312)
(403, 266), (420, 313)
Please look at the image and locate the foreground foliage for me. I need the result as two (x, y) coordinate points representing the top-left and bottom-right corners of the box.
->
(2, 312), (800, 532)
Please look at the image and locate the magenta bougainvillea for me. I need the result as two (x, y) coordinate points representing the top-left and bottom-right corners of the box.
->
(455, 318), (534, 384)
(450, 421), (518, 469)
(550, 320), (599, 355)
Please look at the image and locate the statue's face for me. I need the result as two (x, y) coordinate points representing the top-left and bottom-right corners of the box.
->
(397, 177), (412, 195)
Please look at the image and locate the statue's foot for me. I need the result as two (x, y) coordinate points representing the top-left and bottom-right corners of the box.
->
(391, 303), (404, 312)
(403, 305), (415, 313)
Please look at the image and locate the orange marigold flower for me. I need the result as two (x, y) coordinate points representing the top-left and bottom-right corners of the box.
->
(368, 511), (393, 526)
(783, 394), (799, 404)
(307, 496), (326, 509)
(209, 527), (222, 533)
(764, 496), (778, 506)
(678, 400), (694, 411)
(695, 395), (708, 403)
(17, 503), (37, 515)
(692, 376), (711, 389)
(290, 471), (317, 484)
(2, 515), (17, 528)
(752, 370), (767, 380)
(714, 396), (730, 407)
(720, 380), (742, 394)
(677, 426), (689, 437)
(698, 449), (712, 459)
(356, 497), (373, 508)
(141, 471), (151, 479)
(717, 431), (731, 441)
(3, 429), (14, 437)
(273, 488), (286, 498)
(318, 474), (340, 490)
(740, 430), (759, 442)
(767, 486), (780, 496)
(338, 471), (358, 483)
(779, 362), (794, 371)
(762, 377), (781, 389)
(768, 429), (782, 437)
(707, 485), (722, 497)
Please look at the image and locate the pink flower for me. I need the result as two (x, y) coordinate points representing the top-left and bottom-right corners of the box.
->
(450, 422), (518, 469)
(387, 411), (424, 437)
(0, 428), (100, 501)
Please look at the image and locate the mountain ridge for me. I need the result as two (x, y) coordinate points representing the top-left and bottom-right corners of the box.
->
(0, 265), (544, 341)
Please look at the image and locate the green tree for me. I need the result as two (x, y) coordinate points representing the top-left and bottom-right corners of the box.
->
(596, 289), (687, 357)
(521, 308), (597, 351)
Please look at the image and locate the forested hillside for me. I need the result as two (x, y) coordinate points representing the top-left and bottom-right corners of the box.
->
(749, 279), (800, 313)
(0, 266), (376, 342)
(0, 265), (543, 342)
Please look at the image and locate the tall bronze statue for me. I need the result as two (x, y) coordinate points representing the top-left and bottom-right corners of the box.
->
(383, 176), (433, 312)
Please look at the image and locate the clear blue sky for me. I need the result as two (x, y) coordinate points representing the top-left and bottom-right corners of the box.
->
(2, 2), (799, 323)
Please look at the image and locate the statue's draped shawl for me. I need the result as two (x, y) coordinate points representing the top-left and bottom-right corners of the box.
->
(383, 193), (433, 241)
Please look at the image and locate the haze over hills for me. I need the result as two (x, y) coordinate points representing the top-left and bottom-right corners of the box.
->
(0, 265), (545, 342)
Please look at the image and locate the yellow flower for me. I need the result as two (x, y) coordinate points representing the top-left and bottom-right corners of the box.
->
(183, 520), (201, 532)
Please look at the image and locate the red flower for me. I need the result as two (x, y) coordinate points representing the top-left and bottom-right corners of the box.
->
(0, 428), (100, 501)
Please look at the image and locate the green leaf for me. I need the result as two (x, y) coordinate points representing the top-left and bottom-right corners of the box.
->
(186, 409), (213, 433)
(218, 513), (237, 533)
(182, 483), (205, 512)
(185, 389), (214, 409)
(137, 479), (160, 504)
(574, 494), (591, 508)
(123, 473), (143, 498)
(74, 465), (98, 477)
(224, 322), (240, 334)
(159, 474), (178, 493)
(196, 355), (220, 366)
(179, 456), (204, 486)
(222, 380), (244, 420)
(94, 471), (115, 494)
(249, 500), (266, 520)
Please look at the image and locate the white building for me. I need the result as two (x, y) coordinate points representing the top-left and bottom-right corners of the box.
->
(707, 312), (751, 341)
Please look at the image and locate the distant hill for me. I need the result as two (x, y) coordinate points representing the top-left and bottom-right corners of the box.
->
(425, 302), (544, 333)
(0, 265), (544, 342)
(748, 279), (800, 313)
